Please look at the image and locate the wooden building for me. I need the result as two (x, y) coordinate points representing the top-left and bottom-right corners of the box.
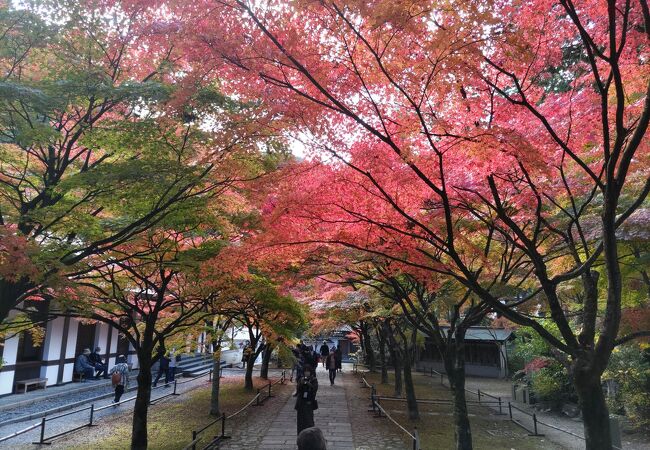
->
(416, 327), (514, 378)
(0, 301), (137, 396)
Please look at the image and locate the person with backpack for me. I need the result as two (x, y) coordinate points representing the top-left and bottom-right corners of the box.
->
(109, 355), (129, 403)
(295, 364), (318, 434)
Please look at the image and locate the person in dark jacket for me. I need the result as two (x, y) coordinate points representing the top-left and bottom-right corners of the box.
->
(153, 347), (170, 387)
(295, 364), (318, 434)
(326, 347), (337, 385)
(74, 348), (95, 380)
(335, 345), (343, 373)
(89, 347), (108, 379)
(319, 341), (329, 368)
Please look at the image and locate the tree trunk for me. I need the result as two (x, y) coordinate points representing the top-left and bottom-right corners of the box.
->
(444, 327), (473, 450)
(131, 354), (153, 450)
(210, 348), (222, 416)
(379, 336), (389, 385)
(447, 367), (473, 450)
(244, 352), (255, 390)
(260, 345), (273, 380)
(402, 353), (419, 420)
(574, 366), (612, 450)
(361, 323), (376, 371)
(387, 343), (403, 397)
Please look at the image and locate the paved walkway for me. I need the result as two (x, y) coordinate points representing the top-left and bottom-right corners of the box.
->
(221, 365), (407, 450)
(258, 370), (354, 450)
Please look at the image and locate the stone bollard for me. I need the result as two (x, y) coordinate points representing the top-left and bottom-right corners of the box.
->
(609, 416), (622, 450)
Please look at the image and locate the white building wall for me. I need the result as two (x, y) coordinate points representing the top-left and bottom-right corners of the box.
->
(128, 342), (139, 369)
(58, 320), (80, 383)
(106, 329), (118, 368)
(40, 316), (65, 386)
(94, 323), (108, 352)
(0, 334), (19, 395)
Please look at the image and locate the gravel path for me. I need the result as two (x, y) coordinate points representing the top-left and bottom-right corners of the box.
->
(0, 374), (214, 447)
(0, 381), (116, 424)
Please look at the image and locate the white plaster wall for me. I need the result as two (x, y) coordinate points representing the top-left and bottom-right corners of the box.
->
(42, 316), (64, 361)
(40, 365), (59, 385)
(39, 316), (65, 386)
(106, 331), (119, 368)
(94, 323), (108, 351)
(0, 370), (15, 395)
(2, 334), (19, 367)
(62, 363), (74, 382)
(65, 320), (79, 359)
(128, 343), (139, 369)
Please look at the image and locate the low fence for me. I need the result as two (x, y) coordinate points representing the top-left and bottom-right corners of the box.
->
(0, 370), (216, 446)
(416, 367), (601, 445)
(182, 370), (286, 450)
(352, 362), (370, 374)
(361, 377), (421, 450)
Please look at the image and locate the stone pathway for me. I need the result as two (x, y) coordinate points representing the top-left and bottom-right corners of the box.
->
(221, 366), (407, 450)
(258, 369), (354, 450)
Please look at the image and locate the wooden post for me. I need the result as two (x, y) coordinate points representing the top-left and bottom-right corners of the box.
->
(39, 417), (46, 444)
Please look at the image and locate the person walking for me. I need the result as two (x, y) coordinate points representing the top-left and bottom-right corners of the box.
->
(319, 341), (329, 368)
(241, 342), (252, 369)
(109, 355), (129, 403)
(153, 347), (170, 387)
(291, 343), (303, 382)
(335, 345), (342, 373)
(326, 347), (337, 385)
(295, 364), (318, 434)
(167, 348), (177, 382)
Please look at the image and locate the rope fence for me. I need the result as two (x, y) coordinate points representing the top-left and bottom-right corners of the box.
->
(182, 370), (286, 450)
(358, 378), (421, 450)
(415, 366), (595, 444)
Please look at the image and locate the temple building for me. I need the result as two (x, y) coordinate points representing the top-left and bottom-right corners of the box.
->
(415, 327), (515, 378)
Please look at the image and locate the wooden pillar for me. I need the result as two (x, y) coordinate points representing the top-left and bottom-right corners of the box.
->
(56, 316), (71, 384)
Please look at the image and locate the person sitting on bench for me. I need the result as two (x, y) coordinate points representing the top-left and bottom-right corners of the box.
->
(89, 346), (109, 379)
(74, 348), (95, 380)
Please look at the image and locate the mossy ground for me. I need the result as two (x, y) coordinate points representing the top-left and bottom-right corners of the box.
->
(360, 371), (565, 450)
(55, 377), (284, 450)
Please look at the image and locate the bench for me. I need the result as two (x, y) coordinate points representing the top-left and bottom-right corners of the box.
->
(15, 377), (48, 394)
(72, 372), (86, 382)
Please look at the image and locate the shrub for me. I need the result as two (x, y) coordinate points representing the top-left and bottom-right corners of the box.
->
(530, 362), (574, 407)
(604, 345), (650, 429)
